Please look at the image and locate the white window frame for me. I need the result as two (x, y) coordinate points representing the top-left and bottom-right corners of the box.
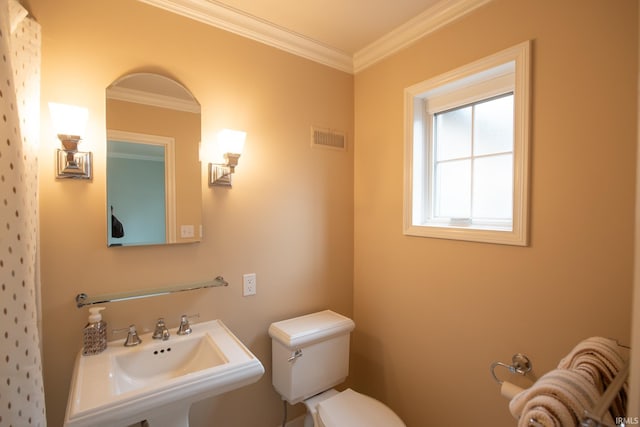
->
(403, 41), (531, 246)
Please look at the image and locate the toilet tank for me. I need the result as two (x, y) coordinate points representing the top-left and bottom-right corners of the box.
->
(268, 310), (355, 404)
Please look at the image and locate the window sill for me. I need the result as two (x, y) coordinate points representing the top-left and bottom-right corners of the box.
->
(403, 223), (527, 246)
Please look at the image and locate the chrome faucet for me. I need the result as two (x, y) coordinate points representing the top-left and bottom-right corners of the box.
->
(152, 318), (170, 341)
(113, 324), (143, 347)
(124, 325), (142, 347)
(177, 314), (199, 335)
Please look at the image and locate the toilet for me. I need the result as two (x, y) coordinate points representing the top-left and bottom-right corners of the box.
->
(268, 310), (405, 427)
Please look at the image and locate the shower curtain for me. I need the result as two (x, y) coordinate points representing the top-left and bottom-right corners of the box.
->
(0, 0), (46, 425)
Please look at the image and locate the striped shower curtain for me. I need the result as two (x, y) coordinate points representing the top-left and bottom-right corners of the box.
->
(0, 0), (46, 425)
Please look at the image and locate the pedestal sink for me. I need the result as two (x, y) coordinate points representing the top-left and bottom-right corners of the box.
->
(63, 320), (264, 427)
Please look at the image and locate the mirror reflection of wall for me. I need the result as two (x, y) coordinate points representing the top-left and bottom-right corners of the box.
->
(107, 135), (170, 246)
(105, 73), (202, 247)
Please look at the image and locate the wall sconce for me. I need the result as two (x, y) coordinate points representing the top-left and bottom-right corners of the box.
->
(48, 102), (92, 179)
(202, 129), (246, 187)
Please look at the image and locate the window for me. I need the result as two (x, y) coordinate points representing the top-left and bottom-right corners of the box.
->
(404, 41), (530, 245)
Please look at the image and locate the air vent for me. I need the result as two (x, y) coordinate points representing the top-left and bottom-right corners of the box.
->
(311, 126), (346, 151)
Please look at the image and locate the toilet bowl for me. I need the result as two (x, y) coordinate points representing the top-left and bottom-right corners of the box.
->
(268, 310), (405, 427)
(304, 388), (405, 427)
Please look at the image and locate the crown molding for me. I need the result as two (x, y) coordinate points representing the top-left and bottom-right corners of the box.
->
(137, 0), (354, 73)
(137, 0), (492, 74)
(106, 86), (201, 113)
(353, 0), (493, 73)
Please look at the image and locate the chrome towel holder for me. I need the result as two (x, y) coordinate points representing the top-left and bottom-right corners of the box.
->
(490, 353), (532, 384)
(75, 276), (229, 308)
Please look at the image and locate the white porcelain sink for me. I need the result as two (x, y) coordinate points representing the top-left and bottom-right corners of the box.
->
(64, 319), (264, 427)
(112, 332), (228, 395)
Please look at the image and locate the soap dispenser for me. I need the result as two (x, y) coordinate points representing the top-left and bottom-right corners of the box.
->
(82, 307), (107, 356)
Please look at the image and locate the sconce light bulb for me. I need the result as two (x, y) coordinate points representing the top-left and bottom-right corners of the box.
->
(218, 129), (246, 155)
(48, 102), (89, 140)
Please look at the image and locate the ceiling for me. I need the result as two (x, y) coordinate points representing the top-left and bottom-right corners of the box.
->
(138, 0), (491, 73)
(197, 0), (442, 55)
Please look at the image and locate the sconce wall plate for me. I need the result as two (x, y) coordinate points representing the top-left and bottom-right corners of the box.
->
(208, 163), (232, 186)
(208, 152), (241, 187)
(56, 149), (92, 179)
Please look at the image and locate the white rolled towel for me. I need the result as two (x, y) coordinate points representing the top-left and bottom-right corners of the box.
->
(509, 368), (606, 427)
(558, 336), (627, 419)
(558, 337), (625, 384)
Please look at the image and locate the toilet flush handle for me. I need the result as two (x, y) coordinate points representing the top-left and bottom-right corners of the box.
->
(288, 349), (303, 362)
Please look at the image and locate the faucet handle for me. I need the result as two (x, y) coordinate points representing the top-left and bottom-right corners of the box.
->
(152, 318), (170, 340)
(176, 313), (199, 335)
(113, 325), (143, 347)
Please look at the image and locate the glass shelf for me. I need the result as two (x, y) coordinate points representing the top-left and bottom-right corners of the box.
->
(75, 276), (229, 308)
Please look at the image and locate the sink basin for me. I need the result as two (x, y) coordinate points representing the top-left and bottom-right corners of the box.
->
(64, 319), (264, 427)
(112, 333), (228, 395)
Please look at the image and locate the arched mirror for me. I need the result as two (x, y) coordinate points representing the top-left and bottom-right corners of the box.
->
(106, 73), (202, 247)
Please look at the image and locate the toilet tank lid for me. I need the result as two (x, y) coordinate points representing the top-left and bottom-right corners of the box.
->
(269, 310), (355, 349)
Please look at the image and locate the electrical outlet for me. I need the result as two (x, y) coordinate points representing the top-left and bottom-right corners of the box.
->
(243, 273), (257, 296)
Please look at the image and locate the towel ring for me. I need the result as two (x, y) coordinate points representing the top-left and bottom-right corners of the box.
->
(490, 353), (532, 385)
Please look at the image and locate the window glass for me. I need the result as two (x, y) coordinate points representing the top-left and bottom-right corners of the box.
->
(435, 159), (471, 218)
(433, 94), (514, 223)
(474, 94), (514, 156)
(435, 106), (471, 161)
(473, 154), (513, 219)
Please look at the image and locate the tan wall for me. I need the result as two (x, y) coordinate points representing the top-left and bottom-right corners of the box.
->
(32, 0), (353, 425)
(352, 1), (637, 426)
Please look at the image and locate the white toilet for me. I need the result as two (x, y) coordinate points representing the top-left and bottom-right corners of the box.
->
(269, 310), (405, 427)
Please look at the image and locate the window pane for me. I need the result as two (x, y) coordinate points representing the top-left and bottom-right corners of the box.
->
(435, 159), (471, 218)
(474, 94), (514, 156)
(435, 106), (471, 161)
(472, 154), (513, 220)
